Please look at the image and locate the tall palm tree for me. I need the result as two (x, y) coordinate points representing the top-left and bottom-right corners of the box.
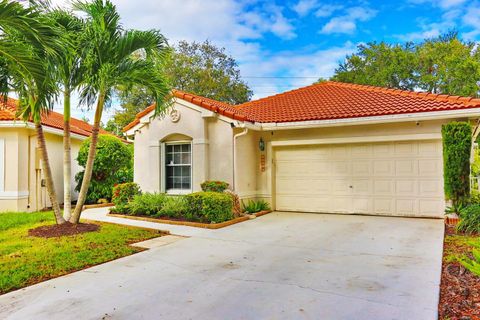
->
(47, 9), (84, 221)
(70, 0), (171, 223)
(0, 0), (66, 224)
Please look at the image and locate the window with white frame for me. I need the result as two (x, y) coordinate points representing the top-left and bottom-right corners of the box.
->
(165, 143), (191, 191)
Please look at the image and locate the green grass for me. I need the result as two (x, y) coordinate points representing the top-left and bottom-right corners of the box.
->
(0, 211), (162, 294)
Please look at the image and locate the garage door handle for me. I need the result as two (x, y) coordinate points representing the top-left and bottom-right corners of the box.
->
(349, 185), (353, 188)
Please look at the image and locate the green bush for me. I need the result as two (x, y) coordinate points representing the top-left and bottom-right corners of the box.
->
(471, 189), (480, 205)
(200, 180), (229, 193)
(442, 122), (472, 208)
(75, 135), (133, 204)
(129, 193), (167, 216)
(156, 196), (187, 218)
(242, 199), (271, 214)
(112, 183), (141, 206)
(185, 192), (233, 223)
(457, 204), (480, 234)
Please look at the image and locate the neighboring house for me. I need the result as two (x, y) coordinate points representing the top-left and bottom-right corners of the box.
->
(124, 81), (480, 218)
(0, 97), (108, 212)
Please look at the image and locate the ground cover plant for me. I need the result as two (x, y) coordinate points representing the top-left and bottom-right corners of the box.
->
(242, 199), (270, 214)
(439, 226), (480, 319)
(0, 211), (161, 294)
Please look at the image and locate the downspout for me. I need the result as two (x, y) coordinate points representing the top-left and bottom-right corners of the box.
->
(233, 125), (248, 192)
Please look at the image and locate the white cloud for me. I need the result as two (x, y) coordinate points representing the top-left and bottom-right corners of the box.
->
(320, 7), (377, 34)
(315, 4), (343, 18)
(409, 0), (467, 9)
(293, 0), (318, 16)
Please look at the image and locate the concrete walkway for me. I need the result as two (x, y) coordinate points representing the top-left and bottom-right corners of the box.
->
(0, 211), (444, 320)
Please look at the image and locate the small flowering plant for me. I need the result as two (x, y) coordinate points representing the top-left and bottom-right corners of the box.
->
(200, 181), (229, 193)
(112, 182), (141, 207)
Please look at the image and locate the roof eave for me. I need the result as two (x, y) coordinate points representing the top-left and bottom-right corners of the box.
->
(256, 108), (480, 130)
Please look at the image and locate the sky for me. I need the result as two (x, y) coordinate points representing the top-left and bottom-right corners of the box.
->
(48, 0), (480, 123)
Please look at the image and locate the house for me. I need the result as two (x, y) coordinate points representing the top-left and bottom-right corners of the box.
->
(0, 97), (109, 212)
(124, 81), (480, 218)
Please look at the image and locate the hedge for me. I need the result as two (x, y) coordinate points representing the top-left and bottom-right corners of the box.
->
(442, 122), (472, 206)
(185, 192), (233, 223)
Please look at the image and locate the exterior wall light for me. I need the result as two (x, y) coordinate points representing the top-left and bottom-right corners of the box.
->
(259, 137), (265, 151)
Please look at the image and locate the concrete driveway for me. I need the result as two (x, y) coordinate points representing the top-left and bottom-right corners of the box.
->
(0, 212), (444, 320)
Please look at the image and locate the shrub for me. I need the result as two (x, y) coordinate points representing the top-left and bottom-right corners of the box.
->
(442, 122), (472, 208)
(224, 190), (242, 217)
(460, 249), (480, 276)
(185, 192), (233, 223)
(157, 196), (187, 218)
(75, 135), (133, 204)
(457, 204), (480, 234)
(112, 183), (141, 206)
(242, 199), (271, 214)
(200, 180), (229, 193)
(129, 193), (167, 216)
(471, 189), (480, 205)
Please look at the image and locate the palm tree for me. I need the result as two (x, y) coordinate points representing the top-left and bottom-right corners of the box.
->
(0, 0), (66, 224)
(69, 0), (171, 223)
(47, 9), (85, 221)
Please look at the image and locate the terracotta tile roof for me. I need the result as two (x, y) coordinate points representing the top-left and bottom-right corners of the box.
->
(236, 81), (480, 123)
(123, 81), (480, 131)
(0, 97), (110, 137)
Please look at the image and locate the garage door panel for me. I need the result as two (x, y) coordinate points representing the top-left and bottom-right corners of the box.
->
(394, 142), (417, 156)
(419, 180), (442, 196)
(352, 161), (371, 176)
(373, 179), (394, 195)
(418, 159), (441, 176)
(373, 160), (394, 175)
(274, 140), (444, 217)
(373, 198), (395, 215)
(353, 198), (373, 213)
(395, 160), (417, 176)
(276, 178), (331, 195)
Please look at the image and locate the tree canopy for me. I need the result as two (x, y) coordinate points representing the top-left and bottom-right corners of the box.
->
(332, 33), (480, 97)
(105, 40), (252, 135)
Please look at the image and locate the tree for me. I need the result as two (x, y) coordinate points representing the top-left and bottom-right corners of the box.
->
(104, 40), (252, 136)
(163, 40), (252, 104)
(70, 0), (171, 223)
(47, 9), (85, 220)
(332, 42), (418, 90)
(417, 34), (480, 97)
(0, 0), (66, 224)
(104, 85), (153, 136)
(332, 33), (480, 97)
(75, 134), (132, 204)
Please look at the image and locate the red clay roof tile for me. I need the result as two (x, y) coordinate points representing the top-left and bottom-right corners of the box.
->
(0, 97), (110, 137)
(123, 81), (480, 131)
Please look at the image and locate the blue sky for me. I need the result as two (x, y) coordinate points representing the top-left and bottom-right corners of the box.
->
(51, 0), (480, 122)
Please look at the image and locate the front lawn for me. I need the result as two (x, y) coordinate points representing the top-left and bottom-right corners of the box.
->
(439, 227), (480, 319)
(0, 211), (162, 294)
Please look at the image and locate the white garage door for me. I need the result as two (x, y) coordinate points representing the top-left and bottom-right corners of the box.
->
(274, 140), (444, 217)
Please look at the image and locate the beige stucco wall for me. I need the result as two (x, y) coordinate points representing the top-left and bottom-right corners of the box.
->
(0, 126), (84, 213)
(133, 100), (234, 194)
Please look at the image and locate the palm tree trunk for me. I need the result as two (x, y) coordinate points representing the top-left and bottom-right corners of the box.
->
(35, 121), (66, 224)
(70, 94), (105, 223)
(63, 89), (72, 220)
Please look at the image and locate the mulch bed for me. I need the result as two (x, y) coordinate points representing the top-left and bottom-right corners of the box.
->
(439, 226), (480, 320)
(28, 222), (100, 238)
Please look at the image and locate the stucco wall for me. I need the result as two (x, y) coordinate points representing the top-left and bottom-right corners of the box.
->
(0, 126), (84, 213)
(133, 100), (234, 194)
